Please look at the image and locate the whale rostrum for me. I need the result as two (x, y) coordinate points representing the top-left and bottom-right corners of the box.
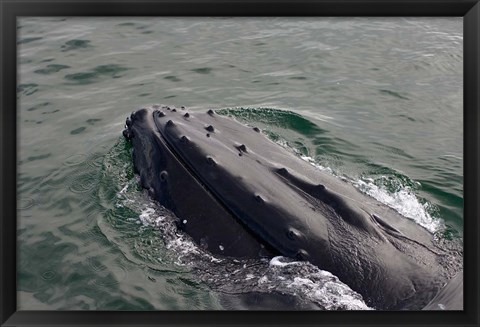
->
(123, 105), (462, 310)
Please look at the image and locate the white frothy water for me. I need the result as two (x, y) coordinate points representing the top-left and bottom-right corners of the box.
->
(269, 256), (303, 267)
(136, 203), (204, 260)
(263, 256), (372, 310)
(354, 178), (443, 233)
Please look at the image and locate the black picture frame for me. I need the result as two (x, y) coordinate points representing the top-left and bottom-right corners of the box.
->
(1, 1), (478, 326)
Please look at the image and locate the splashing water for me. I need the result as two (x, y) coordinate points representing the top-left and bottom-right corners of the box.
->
(353, 178), (444, 233)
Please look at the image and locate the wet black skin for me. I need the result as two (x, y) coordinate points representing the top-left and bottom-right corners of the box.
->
(123, 105), (456, 310)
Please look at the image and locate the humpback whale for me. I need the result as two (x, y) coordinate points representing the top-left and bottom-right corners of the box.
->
(122, 105), (461, 310)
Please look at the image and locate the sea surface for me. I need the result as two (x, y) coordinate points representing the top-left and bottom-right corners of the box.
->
(17, 17), (463, 310)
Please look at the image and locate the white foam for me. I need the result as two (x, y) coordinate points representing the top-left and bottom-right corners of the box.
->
(300, 155), (331, 172)
(289, 277), (314, 286)
(130, 201), (207, 263)
(245, 274), (255, 281)
(258, 276), (269, 284)
(354, 179), (443, 233)
(118, 183), (129, 194)
(138, 207), (156, 225)
(210, 257), (223, 263)
(285, 275), (372, 310)
(269, 256), (302, 267)
(264, 257), (372, 310)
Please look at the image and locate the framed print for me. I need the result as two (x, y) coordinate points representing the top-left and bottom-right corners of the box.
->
(1, 0), (479, 326)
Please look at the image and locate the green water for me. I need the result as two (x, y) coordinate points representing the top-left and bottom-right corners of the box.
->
(17, 17), (462, 310)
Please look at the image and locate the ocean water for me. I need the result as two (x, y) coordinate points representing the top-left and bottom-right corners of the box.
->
(17, 17), (463, 310)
